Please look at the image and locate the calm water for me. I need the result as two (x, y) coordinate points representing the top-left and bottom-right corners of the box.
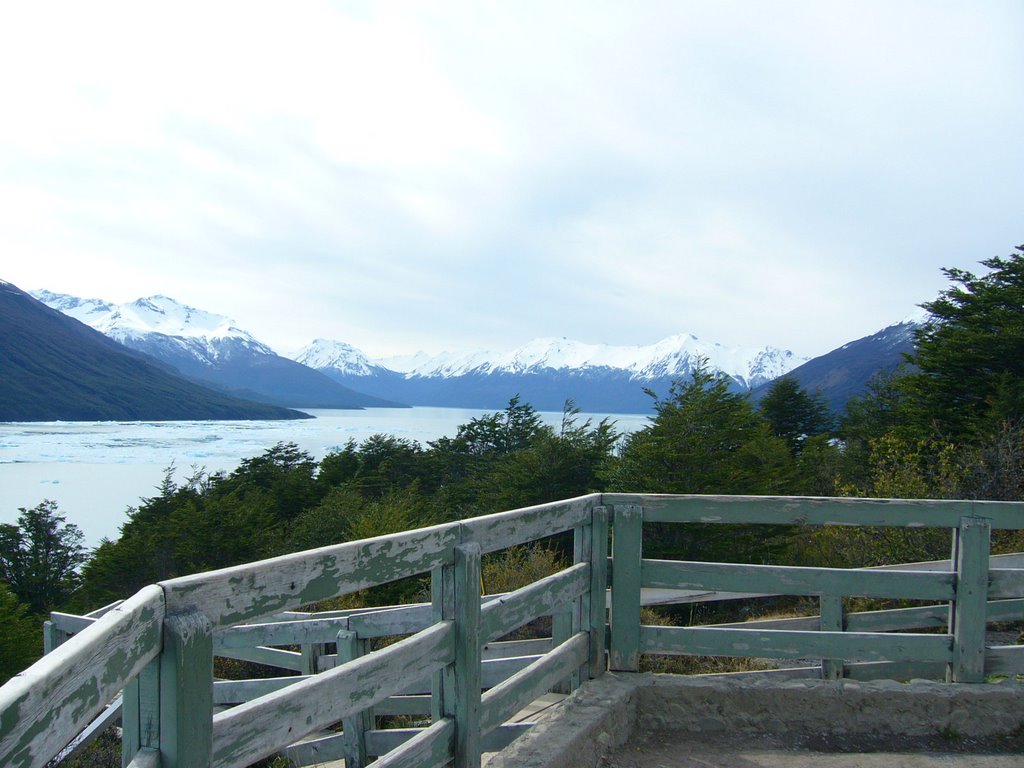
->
(0, 406), (649, 546)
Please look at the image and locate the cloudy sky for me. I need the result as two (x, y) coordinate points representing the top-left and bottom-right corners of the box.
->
(1, 1), (1021, 360)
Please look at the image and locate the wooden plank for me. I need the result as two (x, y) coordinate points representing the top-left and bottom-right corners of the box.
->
(610, 505), (642, 671)
(216, 617), (352, 648)
(279, 730), (347, 766)
(842, 660), (948, 681)
(0, 584), (165, 768)
(214, 645), (304, 672)
(52, 694), (123, 766)
(160, 610), (213, 768)
(163, 521), (461, 629)
(48, 611), (97, 635)
(461, 495), (597, 554)
(125, 748), (161, 768)
(338, 629), (371, 768)
(211, 620), (454, 768)
(480, 632), (589, 736)
(347, 604), (433, 639)
(371, 720), (455, 768)
(988, 569), (1024, 599)
(705, 598), (1020, 634)
(589, 506), (609, 679)
(121, 660), (160, 767)
(480, 563), (589, 643)
(641, 559), (956, 601)
(374, 695), (432, 716)
(612, 494), (1024, 529)
(431, 562), (454, 726)
(213, 676), (311, 706)
(951, 517), (991, 682)
(455, 542), (483, 768)
(984, 645), (1024, 676)
(986, 598), (1024, 621)
(819, 594), (843, 680)
(395, 655), (540, 696)
(639, 625), (953, 663)
(483, 638), (552, 660)
(845, 604), (948, 633)
(356, 721), (534, 759)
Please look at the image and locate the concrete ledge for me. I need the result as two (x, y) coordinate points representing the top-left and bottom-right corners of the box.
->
(487, 673), (1024, 768)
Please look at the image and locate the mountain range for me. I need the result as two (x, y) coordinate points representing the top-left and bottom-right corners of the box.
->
(30, 291), (403, 410)
(298, 335), (804, 413)
(0, 282), (308, 421)
(26, 288), (924, 418)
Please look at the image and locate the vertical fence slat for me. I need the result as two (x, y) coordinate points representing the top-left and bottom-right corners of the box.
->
(122, 659), (160, 767)
(160, 610), (213, 768)
(952, 516), (991, 683)
(589, 506), (609, 679)
(338, 629), (370, 768)
(432, 562), (455, 725)
(454, 542), (482, 768)
(820, 594), (844, 680)
(610, 505), (642, 672)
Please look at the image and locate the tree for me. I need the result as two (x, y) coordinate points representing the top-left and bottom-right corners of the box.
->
(610, 364), (793, 495)
(0, 500), (86, 613)
(758, 375), (833, 455)
(0, 582), (40, 684)
(903, 246), (1024, 436)
(607, 365), (794, 562)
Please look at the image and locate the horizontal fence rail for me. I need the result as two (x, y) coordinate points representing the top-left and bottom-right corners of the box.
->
(3, 493), (1024, 768)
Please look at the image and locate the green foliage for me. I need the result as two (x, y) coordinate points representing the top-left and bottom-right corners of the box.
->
(482, 545), (565, 595)
(609, 365), (795, 562)
(610, 364), (793, 495)
(903, 246), (1024, 436)
(0, 582), (41, 684)
(758, 375), (834, 454)
(0, 500), (86, 613)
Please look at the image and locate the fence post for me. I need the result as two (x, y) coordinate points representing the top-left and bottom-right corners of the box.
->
(432, 562), (455, 725)
(338, 629), (370, 768)
(951, 516), (991, 683)
(819, 594), (844, 680)
(160, 610), (213, 768)
(122, 659), (161, 767)
(454, 542), (482, 768)
(588, 506), (609, 679)
(610, 505), (642, 672)
(300, 641), (326, 676)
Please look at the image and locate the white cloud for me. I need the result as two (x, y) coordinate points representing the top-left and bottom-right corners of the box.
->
(1, 1), (1022, 359)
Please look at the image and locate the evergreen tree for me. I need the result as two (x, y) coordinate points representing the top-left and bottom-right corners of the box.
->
(0, 500), (86, 613)
(903, 246), (1024, 435)
(611, 364), (792, 495)
(0, 582), (40, 684)
(758, 375), (834, 454)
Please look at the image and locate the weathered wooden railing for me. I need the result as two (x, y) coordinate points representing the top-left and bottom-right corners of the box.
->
(3, 493), (1024, 768)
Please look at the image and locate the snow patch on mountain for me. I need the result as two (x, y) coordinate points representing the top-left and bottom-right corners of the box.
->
(295, 339), (382, 377)
(374, 334), (803, 388)
(31, 290), (275, 364)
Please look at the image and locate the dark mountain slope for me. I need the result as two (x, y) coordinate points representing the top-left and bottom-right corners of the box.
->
(0, 281), (309, 421)
(751, 319), (921, 413)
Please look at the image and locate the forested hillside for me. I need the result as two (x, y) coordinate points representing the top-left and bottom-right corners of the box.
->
(4, 245), (1024, 684)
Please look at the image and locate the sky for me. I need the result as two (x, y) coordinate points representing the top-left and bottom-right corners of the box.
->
(1, 1), (1022, 361)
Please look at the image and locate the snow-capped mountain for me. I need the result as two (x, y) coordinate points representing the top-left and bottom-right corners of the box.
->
(31, 290), (276, 365)
(376, 335), (799, 389)
(32, 291), (404, 410)
(301, 334), (804, 413)
(296, 338), (392, 378)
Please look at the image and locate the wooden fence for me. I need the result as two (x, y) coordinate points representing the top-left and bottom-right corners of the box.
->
(3, 493), (1024, 768)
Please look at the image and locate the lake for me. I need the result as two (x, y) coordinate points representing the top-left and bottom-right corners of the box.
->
(0, 406), (650, 546)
